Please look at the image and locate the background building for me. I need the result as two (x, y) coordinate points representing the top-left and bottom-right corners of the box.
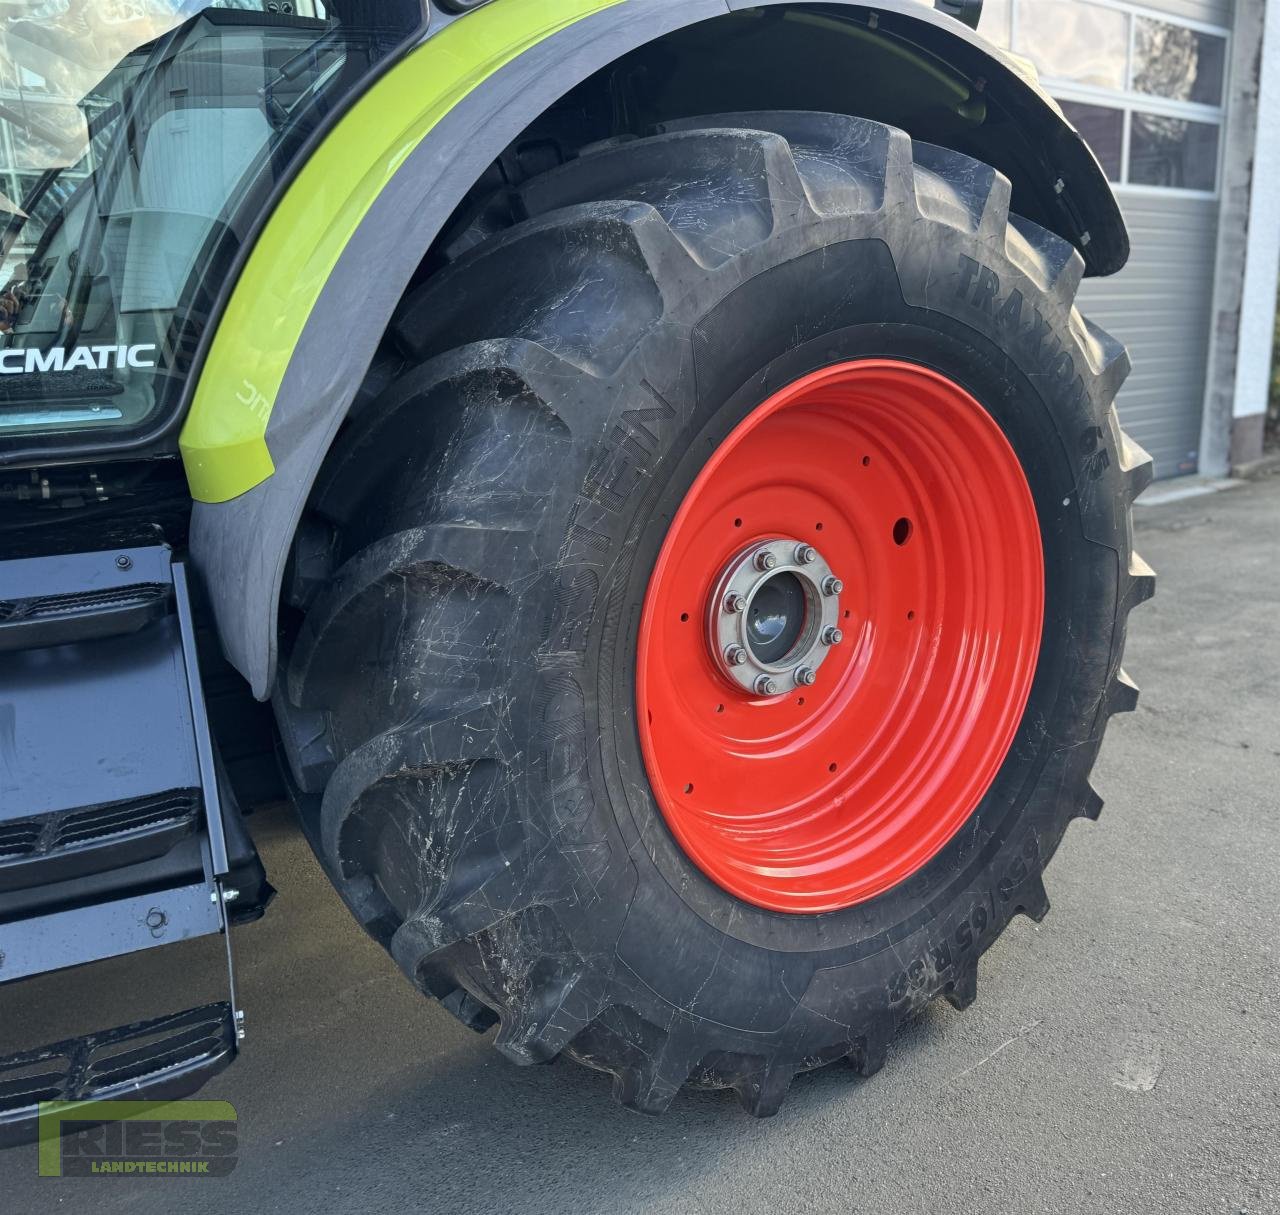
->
(924, 0), (1279, 480)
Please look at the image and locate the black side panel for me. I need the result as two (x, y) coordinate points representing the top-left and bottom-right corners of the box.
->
(0, 544), (271, 930)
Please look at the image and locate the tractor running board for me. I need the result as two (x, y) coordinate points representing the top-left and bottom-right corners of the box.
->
(0, 546), (266, 1144)
(0, 1002), (237, 1150)
(0, 545), (264, 933)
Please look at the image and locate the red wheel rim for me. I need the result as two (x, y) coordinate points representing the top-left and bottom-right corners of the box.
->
(636, 360), (1044, 914)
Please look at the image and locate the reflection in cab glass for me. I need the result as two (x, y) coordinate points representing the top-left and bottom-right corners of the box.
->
(0, 1), (419, 444)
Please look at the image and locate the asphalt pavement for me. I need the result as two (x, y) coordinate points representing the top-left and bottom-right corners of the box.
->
(3, 473), (1278, 1215)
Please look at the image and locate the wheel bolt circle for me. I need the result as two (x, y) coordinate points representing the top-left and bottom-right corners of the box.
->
(712, 539), (842, 694)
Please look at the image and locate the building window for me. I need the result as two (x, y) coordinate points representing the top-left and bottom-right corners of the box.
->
(1013, 0), (1228, 196)
(1132, 18), (1226, 107)
(1128, 112), (1221, 192)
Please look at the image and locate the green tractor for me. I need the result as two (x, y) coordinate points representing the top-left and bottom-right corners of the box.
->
(0, 0), (1153, 1131)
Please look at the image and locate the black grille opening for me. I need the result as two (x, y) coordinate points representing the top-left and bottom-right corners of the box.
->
(0, 789), (200, 865)
(0, 823), (42, 859)
(56, 792), (198, 847)
(88, 1022), (227, 1090)
(0, 583), (168, 624)
(0, 1063), (69, 1107)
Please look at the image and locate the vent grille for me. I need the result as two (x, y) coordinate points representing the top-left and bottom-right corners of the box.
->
(0, 1003), (233, 1121)
(0, 790), (200, 865)
(0, 821), (41, 860)
(0, 583), (168, 624)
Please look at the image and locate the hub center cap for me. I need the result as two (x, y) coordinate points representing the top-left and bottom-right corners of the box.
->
(711, 538), (843, 695)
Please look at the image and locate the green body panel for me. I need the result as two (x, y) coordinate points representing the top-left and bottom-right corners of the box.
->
(178, 0), (621, 504)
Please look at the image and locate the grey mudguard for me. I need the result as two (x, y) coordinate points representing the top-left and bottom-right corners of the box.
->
(189, 0), (1126, 698)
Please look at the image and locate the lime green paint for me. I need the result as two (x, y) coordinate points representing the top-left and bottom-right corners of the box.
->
(180, 0), (623, 503)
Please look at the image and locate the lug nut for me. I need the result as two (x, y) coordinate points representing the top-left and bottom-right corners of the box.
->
(754, 674), (779, 696)
(821, 626), (844, 647)
(821, 575), (844, 596)
(754, 550), (778, 572)
(794, 667), (818, 687)
(723, 592), (748, 614)
(725, 645), (748, 667)
(795, 544), (817, 565)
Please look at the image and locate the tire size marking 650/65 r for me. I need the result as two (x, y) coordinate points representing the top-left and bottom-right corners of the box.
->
(886, 833), (1040, 1004)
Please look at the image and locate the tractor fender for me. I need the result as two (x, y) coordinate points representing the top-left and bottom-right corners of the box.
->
(183, 0), (1128, 698)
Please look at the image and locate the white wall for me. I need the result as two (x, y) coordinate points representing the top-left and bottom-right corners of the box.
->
(1233, 0), (1280, 427)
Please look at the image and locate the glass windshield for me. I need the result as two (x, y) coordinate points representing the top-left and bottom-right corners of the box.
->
(0, 1), (421, 448)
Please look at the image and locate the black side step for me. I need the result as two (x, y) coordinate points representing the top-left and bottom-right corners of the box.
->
(0, 1003), (236, 1150)
(0, 790), (202, 894)
(0, 551), (170, 652)
(0, 545), (267, 931)
(0, 546), (266, 1148)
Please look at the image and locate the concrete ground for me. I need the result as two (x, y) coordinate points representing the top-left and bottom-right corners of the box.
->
(3, 475), (1278, 1215)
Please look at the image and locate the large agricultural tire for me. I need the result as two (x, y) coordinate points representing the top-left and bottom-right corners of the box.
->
(279, 111), (1154, 1117)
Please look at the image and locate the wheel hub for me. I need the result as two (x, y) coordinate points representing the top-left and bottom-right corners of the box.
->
(710, 538), (843, 695)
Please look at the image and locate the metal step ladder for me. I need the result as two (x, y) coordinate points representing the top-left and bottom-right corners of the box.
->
(0, 545), (271, 1146)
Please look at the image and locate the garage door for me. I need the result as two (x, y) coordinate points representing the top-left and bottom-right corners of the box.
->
(1078, 193), (1218, 479)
